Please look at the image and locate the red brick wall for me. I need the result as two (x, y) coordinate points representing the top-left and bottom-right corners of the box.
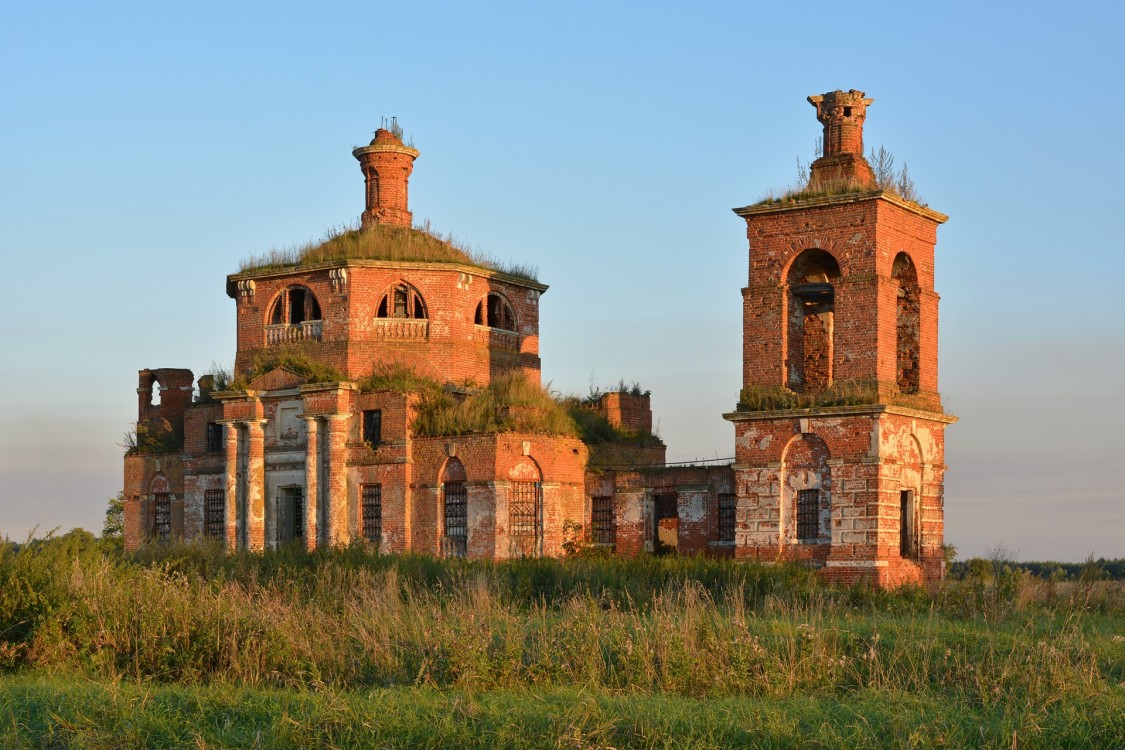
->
(230, 264), (543, 386)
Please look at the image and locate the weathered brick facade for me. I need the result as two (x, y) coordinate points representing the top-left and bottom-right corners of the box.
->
(123, 94), (953, 587)
(724, 89), (955, 586)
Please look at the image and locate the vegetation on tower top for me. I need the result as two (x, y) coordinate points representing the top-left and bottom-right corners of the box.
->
(239, 221), (539, 283)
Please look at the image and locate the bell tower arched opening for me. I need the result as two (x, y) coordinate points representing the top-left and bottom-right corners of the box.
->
(786, 249), (841, 393)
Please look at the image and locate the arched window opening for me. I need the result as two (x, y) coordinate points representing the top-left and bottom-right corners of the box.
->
(150, 379), (162, 407)
(268, 286), (322, 326)
(376, 282), (427, 319)
(786, 250), (841, 392)
(892, 252), (920, 394)
(441, 458), (467, 558)
(475, 292), (516, 331)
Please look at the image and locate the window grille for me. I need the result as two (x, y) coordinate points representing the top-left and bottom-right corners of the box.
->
(153, 493), (171, 542)
(362, 484), (382, 544)
(796, 489), (819, 542)
(591, 495), (615, 546)
(443, 481), (467, 557)
(362, 410), (382, 445)
(206, 423), (223, 453)
(291, 488), (303, 540)
(204, 490), (224, 539)
(718, 493), (736, 543)
(509, 481), (542, 557)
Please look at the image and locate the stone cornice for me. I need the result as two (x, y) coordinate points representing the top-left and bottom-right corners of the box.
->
(732, 189), (948, 225)
(227, 257), (548, 298)
(723, 402), (958, 425)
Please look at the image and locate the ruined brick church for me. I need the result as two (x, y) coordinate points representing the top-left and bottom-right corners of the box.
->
(124, 90), (954, 586)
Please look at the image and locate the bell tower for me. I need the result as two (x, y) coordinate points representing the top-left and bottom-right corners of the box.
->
(724, 90), (956, 587)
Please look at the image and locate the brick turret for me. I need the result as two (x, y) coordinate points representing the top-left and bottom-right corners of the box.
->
(352, 121), (420, 228)
(807, 89), (875, 190)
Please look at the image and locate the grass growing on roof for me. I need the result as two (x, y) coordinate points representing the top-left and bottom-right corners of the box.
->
(411, 371), (579, 438)
(230, 344), (344, 389)
(239, 221), (539, 283)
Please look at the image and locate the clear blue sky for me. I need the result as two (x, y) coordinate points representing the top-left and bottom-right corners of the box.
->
(2, 1), (1122, 561)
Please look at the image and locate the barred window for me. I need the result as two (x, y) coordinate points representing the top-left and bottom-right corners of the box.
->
(591, 495), (615, 546)
(509, 481), (542, 558)
(206, 423), (224, 453)
(443, 481), (467, 557)
(153, 493), (171, 542)
(362, 484), (382, 544)
(717, 493), (736, 543)
(796, 489), (819, 543)
(204, 490), (224, 539)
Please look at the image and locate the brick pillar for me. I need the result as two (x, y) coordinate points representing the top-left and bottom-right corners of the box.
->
(303, 416), (319, 551)
(246, 419), (267, 552)
(326, 416), (350, 545)
(223, 420), (239, 552)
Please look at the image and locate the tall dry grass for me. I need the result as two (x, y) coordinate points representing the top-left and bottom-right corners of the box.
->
(3, 531), (1121, 706)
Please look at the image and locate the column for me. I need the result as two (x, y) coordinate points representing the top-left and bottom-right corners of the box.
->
(246, 419), (267, 552)
(223, 420), (239, 552)
(326, 415), (350, 545)
(303, 416), (319, 551)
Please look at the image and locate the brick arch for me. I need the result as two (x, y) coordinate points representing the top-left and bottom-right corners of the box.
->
(777, 237), (850, 282)
(440, 456), (467, 483)
(509, 456), (542, 482)
(780, 432), (832, 545)
(149, 472), (170, 495)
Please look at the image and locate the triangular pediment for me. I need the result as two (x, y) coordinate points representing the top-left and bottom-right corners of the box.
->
(247, 367), (307, 392)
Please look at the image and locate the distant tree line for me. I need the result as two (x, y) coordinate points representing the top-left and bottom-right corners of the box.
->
(948, 557), (1125, 581)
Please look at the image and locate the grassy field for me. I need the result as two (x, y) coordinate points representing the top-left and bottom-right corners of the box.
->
(2, 531), (1123, 748)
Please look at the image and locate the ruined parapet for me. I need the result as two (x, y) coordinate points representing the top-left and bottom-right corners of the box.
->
(596, 390), (653, 434)
(352, 120), (420, 229)
(807, 89), (876, 190)
(135, 368), (193, 453)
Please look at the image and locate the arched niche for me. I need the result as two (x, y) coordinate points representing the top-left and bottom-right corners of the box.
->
(892, 252), (921, 394)
(780, 432), (832, 545)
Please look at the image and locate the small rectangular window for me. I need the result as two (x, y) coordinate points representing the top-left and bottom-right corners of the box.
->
(362, 409), (382, 445)
(206, 423), (224, 453)
(204, 490), (225, 539)
(591, 495), (615, 546)
(362, 484), (382, 544)
(796, 489), (819, 543)
(717, 493), (736, 543)
(153, 493), (171, 542)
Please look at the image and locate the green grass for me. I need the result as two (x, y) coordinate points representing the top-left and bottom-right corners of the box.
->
(4, 678), (1122, 749)
(3, 533), (1123, 747)
(238, 222), (539, 283)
